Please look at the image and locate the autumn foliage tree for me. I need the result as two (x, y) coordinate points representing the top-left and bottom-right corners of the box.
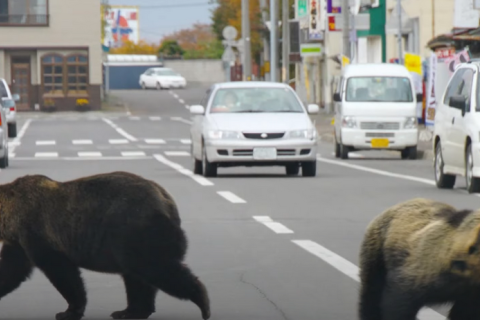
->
(108, 40), (160, 55)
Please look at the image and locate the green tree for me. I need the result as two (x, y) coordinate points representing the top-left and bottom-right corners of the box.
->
(158, 40), (185, 57)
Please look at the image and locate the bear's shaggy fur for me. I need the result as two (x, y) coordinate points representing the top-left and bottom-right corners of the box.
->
(358, 197), (480, 320)
(0, 171), (210, 320)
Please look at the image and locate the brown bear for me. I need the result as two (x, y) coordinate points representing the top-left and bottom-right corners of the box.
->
(358, 197), (480, 320)
(0, 171), (210, 320)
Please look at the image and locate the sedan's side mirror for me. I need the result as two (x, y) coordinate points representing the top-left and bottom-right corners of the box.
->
(307, 104), (319, 114)
(190, 105), (205, 115)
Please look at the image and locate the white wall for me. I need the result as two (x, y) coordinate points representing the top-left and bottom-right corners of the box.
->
(163, 60), (225, 84)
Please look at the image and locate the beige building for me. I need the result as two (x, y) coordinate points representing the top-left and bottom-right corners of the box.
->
(385, 0), (455, 60)
(0, 0), (102, 111)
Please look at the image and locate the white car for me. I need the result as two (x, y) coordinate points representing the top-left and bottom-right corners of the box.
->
(433, 61), (480, 193)
(333, 63), (420, 159)
(139, 67), (187, 90)
(189, 81), (320, 177)
(0, 106), (9, 168)
(0, 78), (18, 137)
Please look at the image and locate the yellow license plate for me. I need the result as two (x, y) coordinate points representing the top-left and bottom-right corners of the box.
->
(371, 138), (389, 148)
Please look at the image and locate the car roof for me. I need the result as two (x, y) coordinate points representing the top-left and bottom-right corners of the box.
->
(212, 81), (293, 89)
(343, 63), (411, 78)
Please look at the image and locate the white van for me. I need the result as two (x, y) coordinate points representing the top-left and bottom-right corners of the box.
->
(332, 63), (421, 160)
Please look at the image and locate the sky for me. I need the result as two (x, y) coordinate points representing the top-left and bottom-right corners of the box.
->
(107, 0), (219, 44)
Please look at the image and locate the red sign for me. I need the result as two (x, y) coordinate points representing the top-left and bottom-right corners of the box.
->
(435, 47), (455, 59)
(328, 16), (336, 31)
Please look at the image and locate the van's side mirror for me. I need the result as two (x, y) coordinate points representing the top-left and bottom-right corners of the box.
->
(449, 95), (468, 116)
(416, 93), (423, 102)
(333, 93), (341, 102)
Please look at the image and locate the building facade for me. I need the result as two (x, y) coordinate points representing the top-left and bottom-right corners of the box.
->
(0, 0), (102, 111)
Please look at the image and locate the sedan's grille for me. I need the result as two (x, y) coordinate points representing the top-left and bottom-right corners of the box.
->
(277, 149), (295, 156)
(242, 132), (285, 139)
(232, 149), (253, 156)
(360, 122), (400, 130)
(365, 132), (395, 138)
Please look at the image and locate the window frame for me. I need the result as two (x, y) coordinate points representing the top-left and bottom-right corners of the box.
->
(41, 53), (89, 98)
(0, 0), (49, 26)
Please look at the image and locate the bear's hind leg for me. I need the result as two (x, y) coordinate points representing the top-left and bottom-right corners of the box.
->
(381, 286), (421, 320)
(134, 261), (210, 320)
(110, 274), (157, 319)
(0, 243), (33, 299)
(30, 249), (87, 320)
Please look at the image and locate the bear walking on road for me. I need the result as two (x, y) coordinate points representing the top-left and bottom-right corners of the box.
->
(0, 171), (210, 320)
(358, 198), (480, 320)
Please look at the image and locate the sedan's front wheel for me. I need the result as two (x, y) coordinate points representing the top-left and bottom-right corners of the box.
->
(302, 161), (317, 177)
(202, 146), (217, 177)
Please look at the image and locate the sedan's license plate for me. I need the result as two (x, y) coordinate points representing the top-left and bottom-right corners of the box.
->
(253, 148), (277, 160)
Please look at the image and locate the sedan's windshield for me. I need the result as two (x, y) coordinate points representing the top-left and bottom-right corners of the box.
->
(2, 99), (14, 108)
(345, 76), (413, 102)
(209, 87), (305, 113)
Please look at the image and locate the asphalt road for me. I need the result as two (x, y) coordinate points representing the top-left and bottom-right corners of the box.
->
(0, 84), (478, 320)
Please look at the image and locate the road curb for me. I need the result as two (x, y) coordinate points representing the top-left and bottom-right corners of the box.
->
(319, 133), (433, 160)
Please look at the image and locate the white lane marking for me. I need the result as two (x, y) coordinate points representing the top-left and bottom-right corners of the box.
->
(8, 141), (20, 147)
(316, 156), (436, 186)
(153, 154), (214, 186)
(73, 140), (93, 145)
(109, 139), (129, 144)
(217, 191), (246, 203)
(165, 151), (190, 157)
(180, 139), (192, 144)
(36, 140), (56, 145)
(179, 99), (185, 104)
(253, 216), (294, 234)
(121, 151), (146, 157)
(170, 117), (193, 125)
(101, 118), (137, 141)
(145, 139), (166, 144)
(292, 240), (444, 320)
(78, 152), (102, 157)
(35, 152), (58, 157)
(185, 105), (190, 109)
(149, 116), (161, 121)
(129, 116), (140, 120)
(13, 156), (151, 161)
(173, 93), (179, 99)
(9, 119), (32, 156)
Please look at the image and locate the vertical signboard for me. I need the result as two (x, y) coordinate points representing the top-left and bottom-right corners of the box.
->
(327, 0), (341, 13)
(297, 0), (309, 28)
(102, 5), (140, 49)
(308, 0), (325, 39)
(425, 53), (437, 129)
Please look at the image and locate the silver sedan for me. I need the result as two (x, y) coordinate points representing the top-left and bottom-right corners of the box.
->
(189, 81), (320, 177)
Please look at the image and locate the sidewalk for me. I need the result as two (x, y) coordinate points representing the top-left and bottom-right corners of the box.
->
(312, 111), (434, 160)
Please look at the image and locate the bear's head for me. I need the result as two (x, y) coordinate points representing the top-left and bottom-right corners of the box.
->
(449, 222), (480, 282)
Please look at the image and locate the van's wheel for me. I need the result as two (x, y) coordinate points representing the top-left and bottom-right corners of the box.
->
(334, 136), (340, 158)
(466, 143), (480, 193)
(434, 141), (455, 189)
(340, 143), (349, 159)
(8, 123), (16, 138)
(401, 146), (417, 160)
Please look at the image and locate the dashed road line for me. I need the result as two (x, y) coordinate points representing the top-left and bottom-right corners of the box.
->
(129, 116), (140, 120)
(171, 117), (193, 125)
(121, 151), (146, 157)
(292, 240), (444, 320)
(145, 139), (166, 144)
(35, 152), (58, 158)
(180, 139), (192, 144)
(109, 139), (129, 144)
(101, 118), (137, 142)
(9, 119), (32, 157)
(13, 156), (151, 161)
(78, 152), (102, 157)
(164, 151), (190, 157)
(253, 216), (294, 234)
(73, 140), (93, 145)
(149, 116), (161, 121)
(36, 140), (56, 145)
(217, 191), (246, 203)
(153, 154), (214, 186)
(179, 99), (185, 104)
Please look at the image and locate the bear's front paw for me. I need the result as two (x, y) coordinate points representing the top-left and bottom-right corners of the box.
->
(55, 310), (83, 320)
(110, 309), (152, 319)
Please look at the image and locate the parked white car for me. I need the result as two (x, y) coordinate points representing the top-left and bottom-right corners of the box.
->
(0, 105), (9, 168)
(433, 61), (480, 193)
(139, 67), (187, 90)
(189, 81), (320, 177)
(333, 63), (421, 160)
(0, 78), (18, 137)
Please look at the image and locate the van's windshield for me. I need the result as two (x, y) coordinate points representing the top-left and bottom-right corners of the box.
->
(345, 76), (413, 102)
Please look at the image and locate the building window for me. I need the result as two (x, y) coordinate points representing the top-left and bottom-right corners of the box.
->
(66, 55), (88, 95)
(41, 53), (89, 97)
(0, 0), (48, 26)
(42, 54), (64, 96)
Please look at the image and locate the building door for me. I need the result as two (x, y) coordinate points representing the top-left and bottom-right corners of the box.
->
(11, 57), (31, 111)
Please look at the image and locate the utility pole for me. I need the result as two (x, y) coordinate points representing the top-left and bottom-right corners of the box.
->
(270, 0), (278, 82)
(397, 0), (403, 64)
(260, 0), (270, 81)
(242, 0), (252, 81)
(342, 0), (350, 58)
(281, 0), (289, 83)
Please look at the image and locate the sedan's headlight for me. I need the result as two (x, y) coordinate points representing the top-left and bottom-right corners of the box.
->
(404, 117), (417, 129)
(289, 129), (316, 140)
(207, 130), (241, 139)
(342, 116), (356, 128)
